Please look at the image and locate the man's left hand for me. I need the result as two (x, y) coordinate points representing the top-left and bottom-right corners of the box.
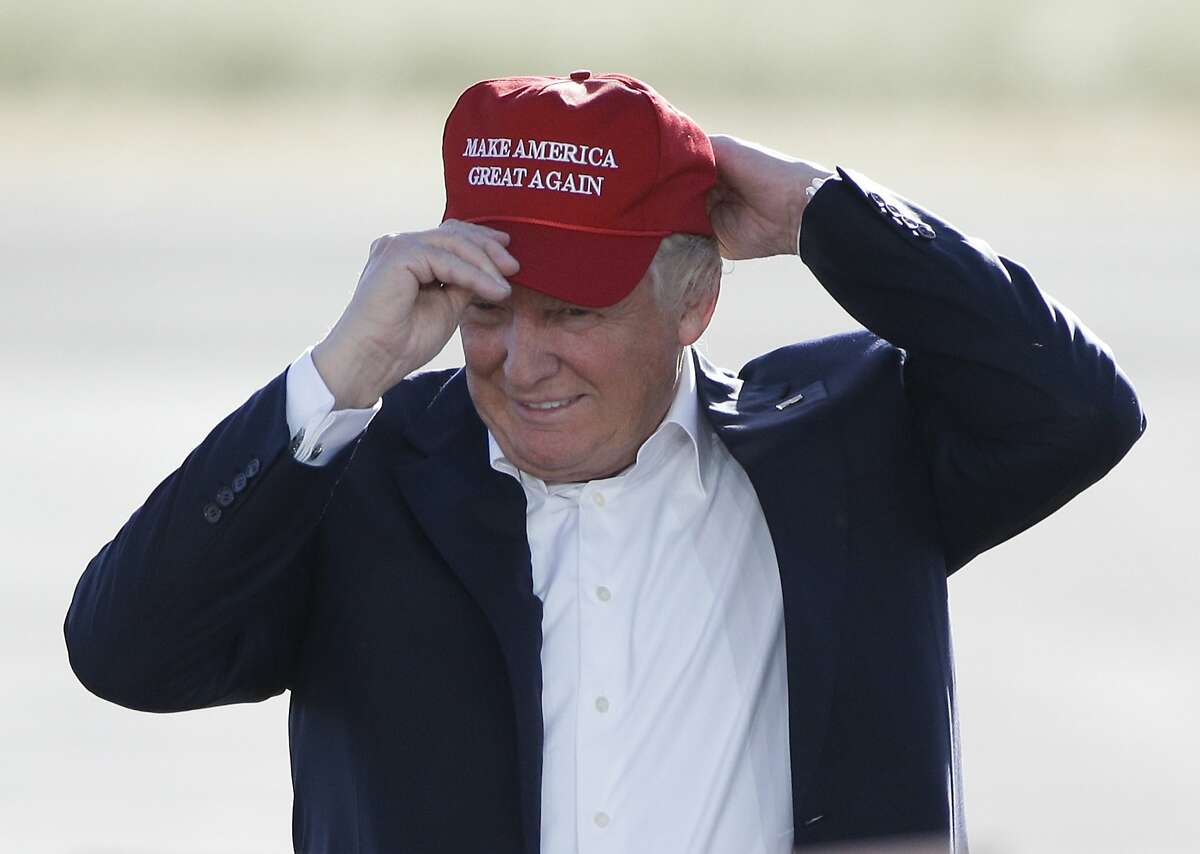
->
(706, 134), (834, 260)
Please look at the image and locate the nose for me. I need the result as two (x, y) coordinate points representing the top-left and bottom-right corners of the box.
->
(503, 312), (559, 390)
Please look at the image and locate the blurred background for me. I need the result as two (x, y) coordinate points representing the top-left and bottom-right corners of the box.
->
(2, 1), (1195, 851)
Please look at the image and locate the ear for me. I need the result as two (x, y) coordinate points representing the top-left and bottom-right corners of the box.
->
(676, 279), (720, 347)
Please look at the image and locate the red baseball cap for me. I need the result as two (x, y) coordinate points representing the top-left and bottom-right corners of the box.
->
(441, 71), (716, 307)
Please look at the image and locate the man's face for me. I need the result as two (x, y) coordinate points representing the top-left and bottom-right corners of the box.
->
(460, 270), (688, 484)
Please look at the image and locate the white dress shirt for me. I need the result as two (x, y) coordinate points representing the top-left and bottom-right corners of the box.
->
(285, 347), (794, 853)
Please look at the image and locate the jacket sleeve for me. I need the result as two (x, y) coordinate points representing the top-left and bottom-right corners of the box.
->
(799, 167), (1148, 575)
(64, 363), (366, 712)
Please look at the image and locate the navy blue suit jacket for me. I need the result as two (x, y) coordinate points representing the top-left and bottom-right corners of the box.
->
(65, 167), (1147, 852)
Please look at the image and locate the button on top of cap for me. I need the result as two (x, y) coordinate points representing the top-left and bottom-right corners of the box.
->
(569, 69), (592, 82)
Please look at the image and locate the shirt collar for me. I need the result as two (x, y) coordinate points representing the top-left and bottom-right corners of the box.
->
(487, 346), (710, 496)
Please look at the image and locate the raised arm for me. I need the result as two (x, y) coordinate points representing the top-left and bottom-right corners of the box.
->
(707, 134), (1148, 574)
(65, 221), (519, 711)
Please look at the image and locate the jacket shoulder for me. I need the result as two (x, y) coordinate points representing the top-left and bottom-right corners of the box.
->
(737, 329), (903, 387)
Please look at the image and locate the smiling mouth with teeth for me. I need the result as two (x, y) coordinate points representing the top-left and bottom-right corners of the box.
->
(520, 396), (580, 411)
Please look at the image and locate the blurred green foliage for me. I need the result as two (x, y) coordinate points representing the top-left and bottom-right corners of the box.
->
(1, 0), (1196, 105)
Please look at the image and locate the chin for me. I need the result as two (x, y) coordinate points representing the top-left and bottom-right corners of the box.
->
(510, 441), (590, 480)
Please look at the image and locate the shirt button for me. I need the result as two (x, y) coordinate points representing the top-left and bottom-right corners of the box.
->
(593, 811), (610, 828)
(595, 585), (612, 603)
(594, 696), (610, 713)
(592, 492), (605, 507)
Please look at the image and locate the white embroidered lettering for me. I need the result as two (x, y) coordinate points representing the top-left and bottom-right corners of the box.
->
(578, 174), (604, 196)
(467, 165), (530, 188)
(461, 137), (615, 196)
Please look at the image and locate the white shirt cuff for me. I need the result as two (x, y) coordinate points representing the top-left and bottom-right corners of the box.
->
(285, 344), (381, 467)
(796, 173), (837, 255)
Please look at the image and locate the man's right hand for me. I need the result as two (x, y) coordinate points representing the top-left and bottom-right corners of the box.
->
(312, 220), (518, 409)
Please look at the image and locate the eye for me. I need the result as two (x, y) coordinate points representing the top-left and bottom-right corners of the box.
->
(561, 307), (592, 318)
(470, 301), (499, 311)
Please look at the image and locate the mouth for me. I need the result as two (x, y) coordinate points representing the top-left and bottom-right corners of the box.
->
(511, 394), (584, 418)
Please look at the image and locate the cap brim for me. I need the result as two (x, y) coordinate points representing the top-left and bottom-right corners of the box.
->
(476, 219), (665, 308)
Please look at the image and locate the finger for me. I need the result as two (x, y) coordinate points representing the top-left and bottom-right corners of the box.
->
(441, 218), (512, 245)
(480, 236), (520, 277)
(474, 223), (512, 245)
(431, 225), (519, 280)
(707, 133), (738, 175)
(433, 222), (517, 274)
(424, 230), (510, 285)
(414, 245), (511, 302)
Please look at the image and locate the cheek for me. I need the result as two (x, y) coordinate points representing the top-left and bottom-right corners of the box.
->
(589, 343), (675, 412)
(461, 327), (503, 375)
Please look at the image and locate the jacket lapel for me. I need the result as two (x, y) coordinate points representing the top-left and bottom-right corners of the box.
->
(388, 371), (544, 854)
(694, 350), (849, 816)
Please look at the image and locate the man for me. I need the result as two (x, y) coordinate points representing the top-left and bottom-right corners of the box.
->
(65, 72), (1147, 853)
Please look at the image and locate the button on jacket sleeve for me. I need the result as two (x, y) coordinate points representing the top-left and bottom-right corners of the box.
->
(797, 167), (1148, 574)
(63, 355), (371, 713)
